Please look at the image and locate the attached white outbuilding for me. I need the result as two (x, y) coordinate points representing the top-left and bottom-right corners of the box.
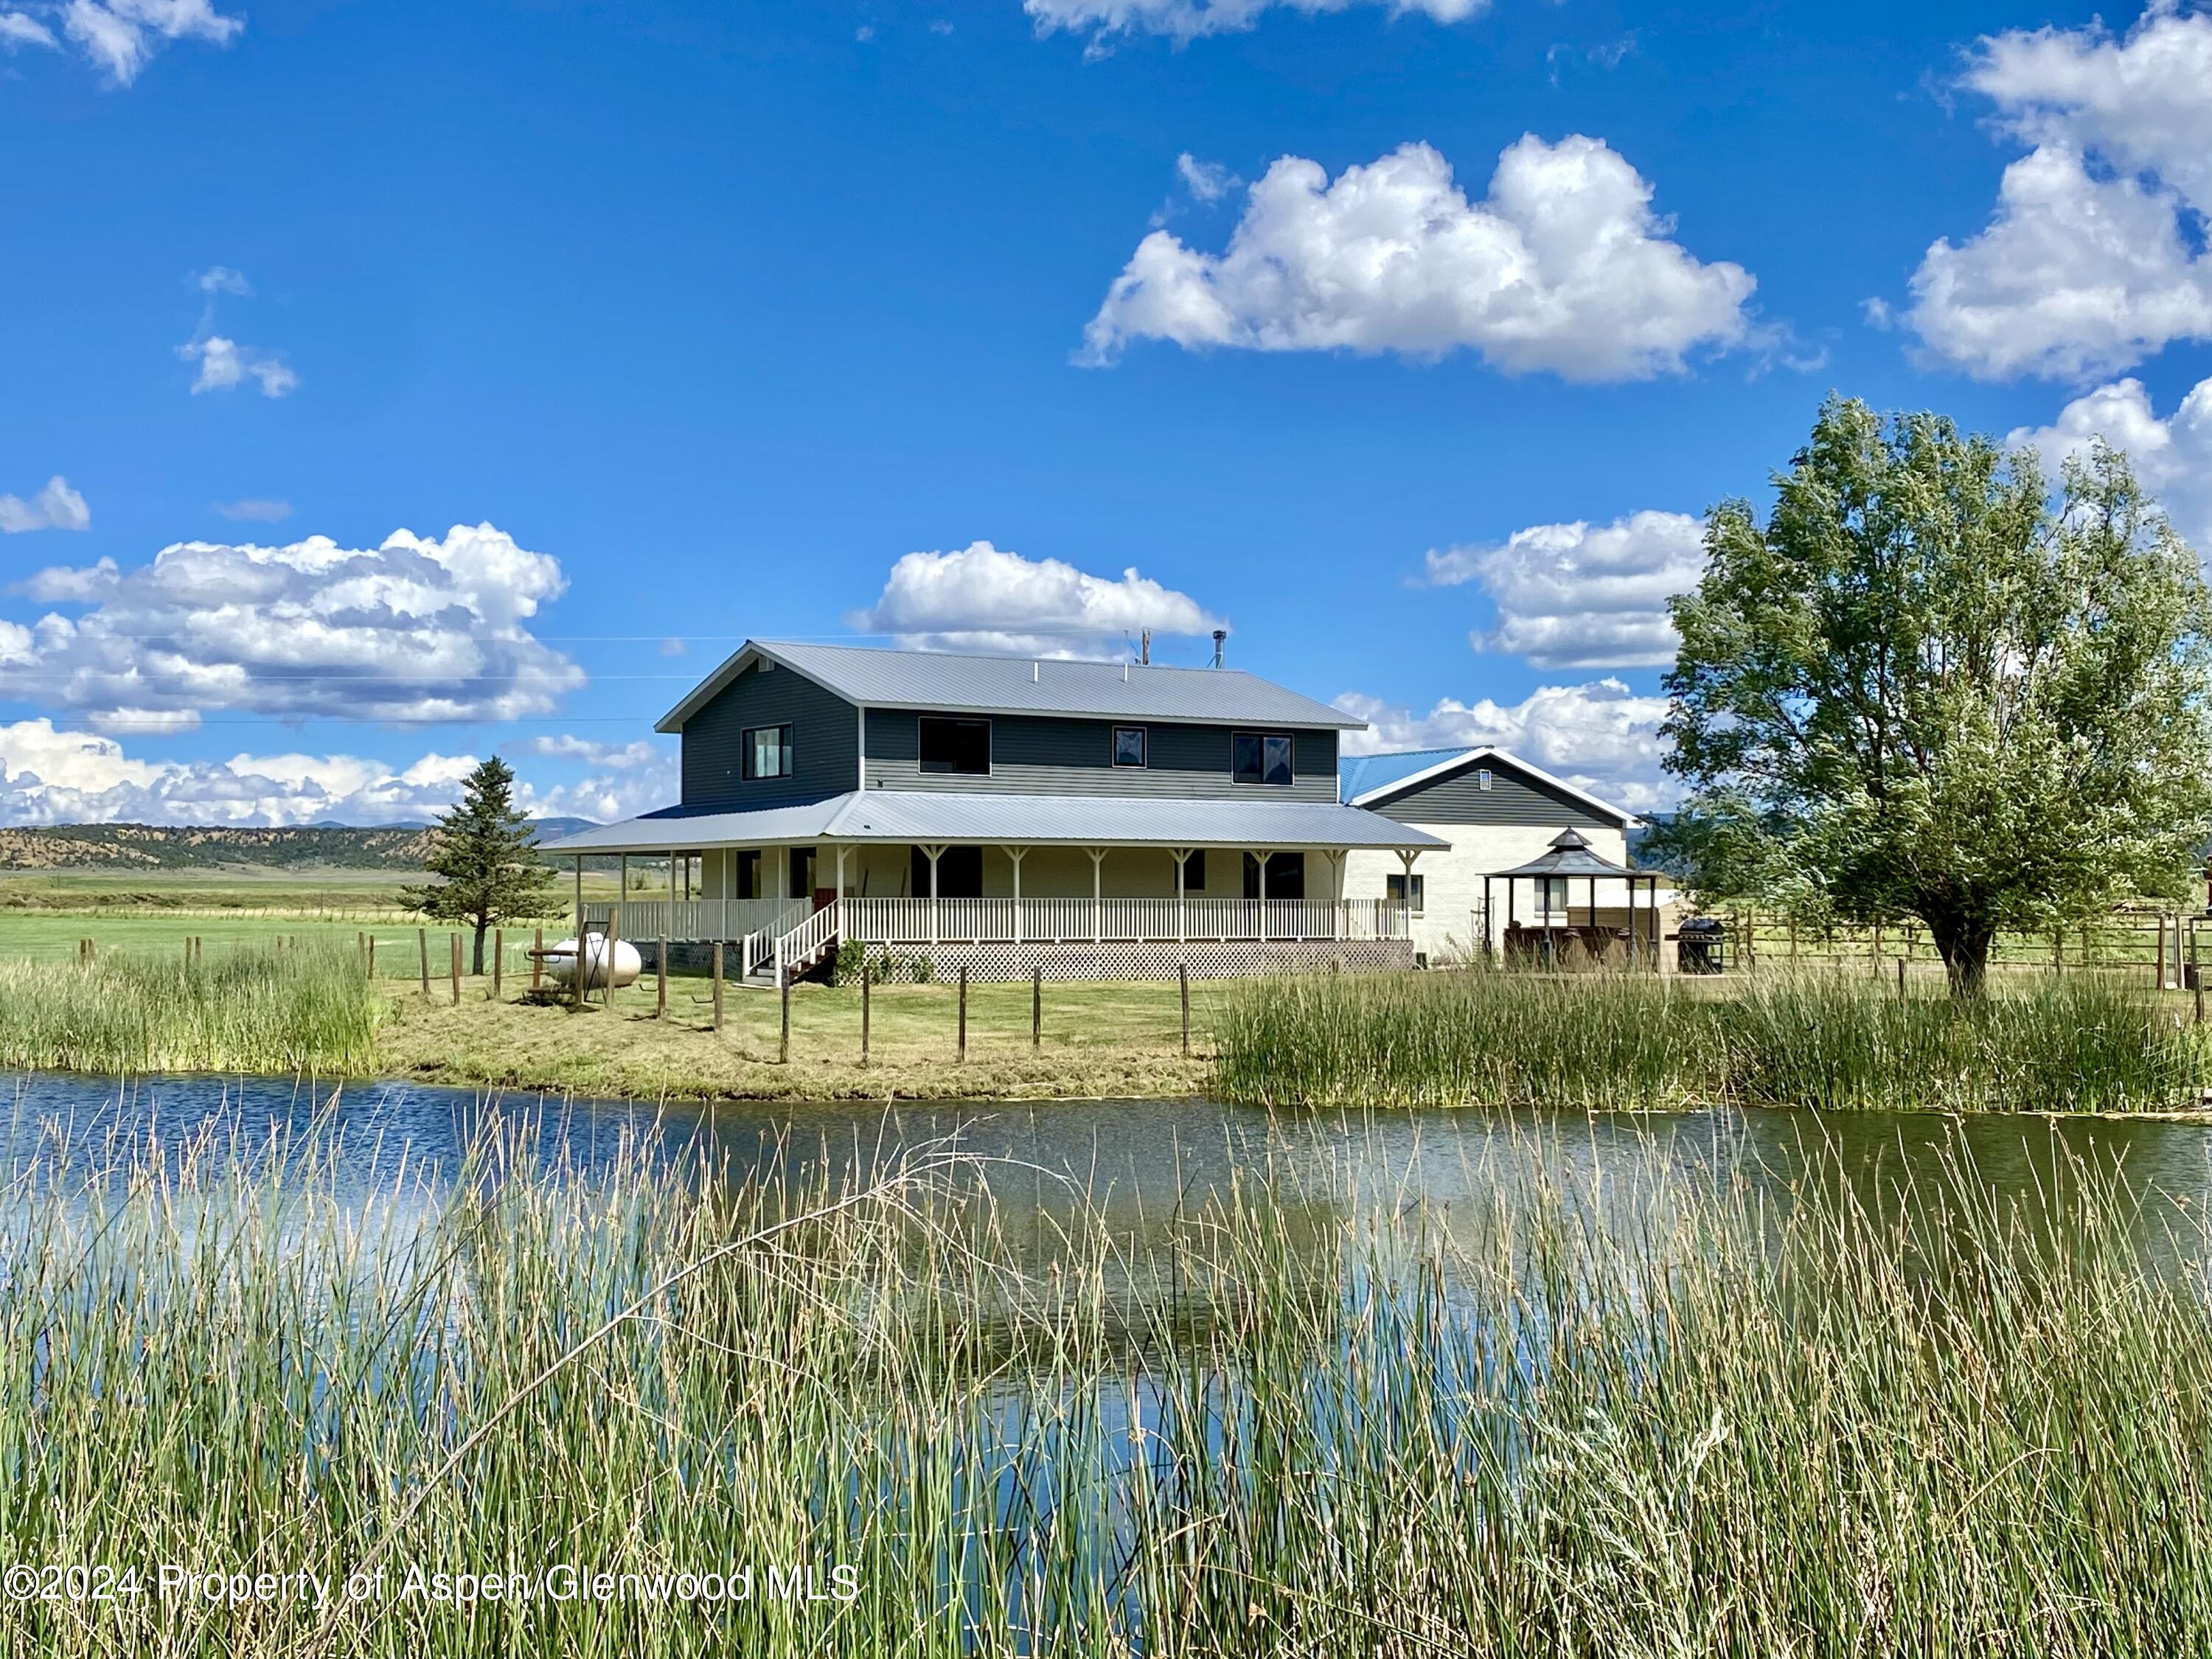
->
(1336, 746), (1647, 963)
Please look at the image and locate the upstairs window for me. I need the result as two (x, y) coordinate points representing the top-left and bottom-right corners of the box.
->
(1113, 726), (1148, 768)
(1477, 768), (1494, 791)
(1232, 731), (1294, 787)
(743, 724), (793, 780)
(919, 717), (991, 775)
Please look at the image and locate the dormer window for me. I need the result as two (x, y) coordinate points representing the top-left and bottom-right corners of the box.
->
(1113, 726), (1147, 768)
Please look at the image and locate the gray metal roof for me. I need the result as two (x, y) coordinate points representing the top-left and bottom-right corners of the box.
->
(539, 790), (1447, 855)
(656, 640), (1366, 732)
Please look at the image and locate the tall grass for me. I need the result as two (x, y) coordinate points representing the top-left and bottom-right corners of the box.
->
(1213, 967), (2212, 1111)
(0, 1113), (2208, 1654)
(0, 941), (383, 1074)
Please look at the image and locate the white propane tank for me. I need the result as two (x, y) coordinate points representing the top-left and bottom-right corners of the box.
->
(546, 935), (642, 990)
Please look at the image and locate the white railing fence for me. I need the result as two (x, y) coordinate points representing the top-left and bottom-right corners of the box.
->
(840, 897), (1406, 946)
(581, 897), (809, 947)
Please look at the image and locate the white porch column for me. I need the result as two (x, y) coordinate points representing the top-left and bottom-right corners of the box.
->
(1086, 846), (1107, 943)
(1251, 849), (1273, 941)
(1171, 849), (1192, 945)
(834, 844), (849, 900)
(1006, 846), (1029, 944)
(1396, 849), (1422, 942)
(920, 844), (945, 945)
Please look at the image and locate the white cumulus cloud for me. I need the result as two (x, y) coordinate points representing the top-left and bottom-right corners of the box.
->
(521, 734), (679, 823)
(0, 476), (91, 535)
(180, 335), (298, 397)
(60, 0), (240, 84)
(1903, 4), (2212, 380)
(0, 522), (585, 726)
(0, 10), (57, 48)
(1421, 509), (1704, 669)
(1082, 137), (1756, 381)
(847, 540), (1227, 657)
(1026, 0), (1482, 47)
(2007, 373), (2212, 554)
(1337, 678), (1674, 813)
(0, 719), (480, 827)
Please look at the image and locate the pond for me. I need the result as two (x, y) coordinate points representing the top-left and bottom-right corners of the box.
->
(7, 1067), (2212, 1282)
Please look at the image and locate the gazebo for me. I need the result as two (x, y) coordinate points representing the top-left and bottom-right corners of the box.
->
(1483, 828), (1663, 972)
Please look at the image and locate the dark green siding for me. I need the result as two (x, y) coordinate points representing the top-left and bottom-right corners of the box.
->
(863, 712), (1338, 802)
(680, 662), (858, 808)
(1365, 757), (1615, 827)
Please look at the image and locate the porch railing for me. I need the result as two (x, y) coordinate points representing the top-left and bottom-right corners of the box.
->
(580, 898), (809, 945)
(840, 897), (1408, 946)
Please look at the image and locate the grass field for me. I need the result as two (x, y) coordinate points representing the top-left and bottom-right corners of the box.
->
(4, 1119), (2209, 1656)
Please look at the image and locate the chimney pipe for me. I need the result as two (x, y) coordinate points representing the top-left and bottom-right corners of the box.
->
(1211, 629), (1226, 668)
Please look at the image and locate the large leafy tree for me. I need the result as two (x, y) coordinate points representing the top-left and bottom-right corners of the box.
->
(403, 757), (558, 973)
(1661, 395), (2212, 995)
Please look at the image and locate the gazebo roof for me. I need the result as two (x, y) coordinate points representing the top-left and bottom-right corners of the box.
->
(1492, 827), (1644, 880)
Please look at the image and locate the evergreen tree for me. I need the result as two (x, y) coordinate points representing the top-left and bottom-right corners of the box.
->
(403, 758), (557, 973)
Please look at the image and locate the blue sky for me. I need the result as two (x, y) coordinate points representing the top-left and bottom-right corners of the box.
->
(4, 0), (2211, 824)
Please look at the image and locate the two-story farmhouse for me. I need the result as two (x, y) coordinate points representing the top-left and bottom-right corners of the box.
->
(541, 640), (1656, 982)
(542, 640), (1447, 982)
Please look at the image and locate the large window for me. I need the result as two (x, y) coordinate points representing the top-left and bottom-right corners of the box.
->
(1387, 872), (1426, 914)
(742, 723), (793, 780)
(1113, 726), (1147, 768)
(1232, 731), (1294, 787)
(918, 717), (991, 776)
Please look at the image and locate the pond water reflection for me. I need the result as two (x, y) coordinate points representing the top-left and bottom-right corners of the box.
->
(7, 1069), (2211, 1285)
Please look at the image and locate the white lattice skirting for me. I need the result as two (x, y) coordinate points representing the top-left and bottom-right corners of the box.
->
(858, 939), (1415, 982)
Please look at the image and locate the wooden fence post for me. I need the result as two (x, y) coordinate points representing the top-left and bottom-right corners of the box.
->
(571, 927), (585, 1010)
(712, 942), (724, 1032)
(957, 967), (968, 1063)
(860, 967), (871, 1067)
(1896, 956), (1905, 998)
(657, 937), (668, 1018)
(605, 908), (621, 1006)
(450, 933), (461, 1005)
(1032, 967), (1041, 1051)
(532, 927), (543, 991)
(419, 928), (430, 998)
(780, 974), (791, 1064)
(1180, 964), (1191, 1057)
(493, 928), (503, 999)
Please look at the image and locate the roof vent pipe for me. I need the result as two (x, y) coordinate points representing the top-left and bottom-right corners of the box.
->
(1211, 630), (1226, 668)
(1032, 661), (1038, 682)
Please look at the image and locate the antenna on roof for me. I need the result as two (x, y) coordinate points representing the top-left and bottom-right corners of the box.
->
(1211, 630), (1226, 669)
